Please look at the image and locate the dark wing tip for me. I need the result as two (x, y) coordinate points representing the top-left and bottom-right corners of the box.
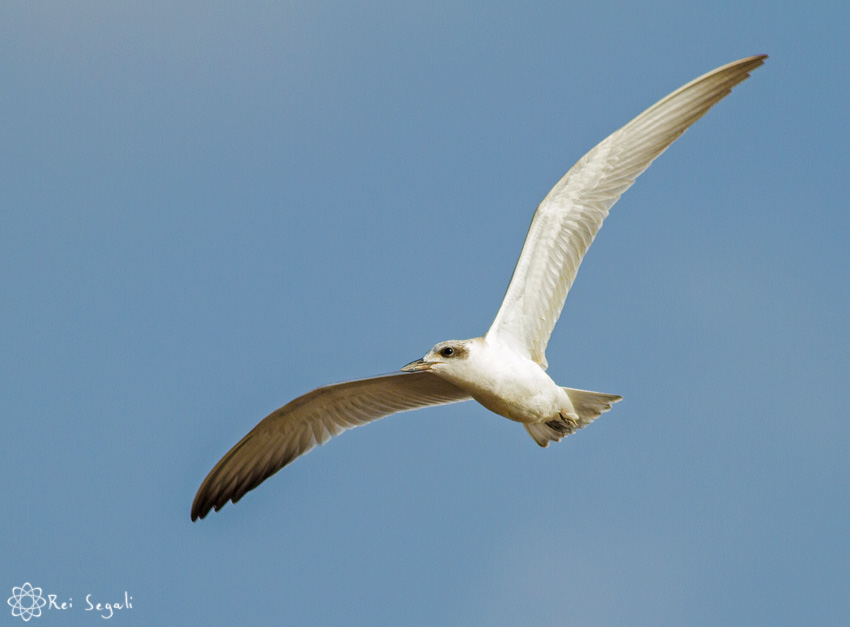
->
(191, 433), (299, 521)
(190, 437), (253, 521)
(191, 458), (287, 521)
(189, 476), (254, 522)
(190, 478), (222, 521)
(190, 484), (229, 521)
(190, 497), (209, 522)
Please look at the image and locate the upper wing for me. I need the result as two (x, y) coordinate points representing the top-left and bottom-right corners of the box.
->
(191, 371), (471, 520)
(486, 55), (766, 368)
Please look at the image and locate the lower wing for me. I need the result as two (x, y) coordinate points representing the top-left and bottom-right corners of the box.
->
(191, 371), (471, 520)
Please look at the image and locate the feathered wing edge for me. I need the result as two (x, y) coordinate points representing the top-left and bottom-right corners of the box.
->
(487, 55), (766, 367)
(191, 372), (471, 520)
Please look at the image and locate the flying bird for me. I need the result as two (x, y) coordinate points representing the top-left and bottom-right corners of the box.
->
(192, 55), (766, 521)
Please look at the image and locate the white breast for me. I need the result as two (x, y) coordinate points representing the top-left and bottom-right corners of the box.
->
(433, 338), (570, 423)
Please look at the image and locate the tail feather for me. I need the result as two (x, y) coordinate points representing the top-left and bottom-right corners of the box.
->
(524, 388), (622, 447)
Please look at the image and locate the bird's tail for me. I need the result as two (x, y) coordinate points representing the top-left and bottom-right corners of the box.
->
(524, 388), (622, 447)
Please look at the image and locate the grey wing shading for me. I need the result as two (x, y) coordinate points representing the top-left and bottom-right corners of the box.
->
(486, 55), (766, 369)
(191, 371), (471, 520)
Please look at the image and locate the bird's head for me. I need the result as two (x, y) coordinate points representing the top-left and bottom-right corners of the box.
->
(401, 338), (480, 375)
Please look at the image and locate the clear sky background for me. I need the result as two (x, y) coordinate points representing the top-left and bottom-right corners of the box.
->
(2, 2), (848, 626)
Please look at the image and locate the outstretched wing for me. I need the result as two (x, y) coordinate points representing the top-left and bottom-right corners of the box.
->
(191, 371), (470, 520)
(486, 55), (766, 368)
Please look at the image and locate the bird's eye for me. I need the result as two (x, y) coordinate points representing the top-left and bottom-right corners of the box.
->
(441, 347), (454, 357)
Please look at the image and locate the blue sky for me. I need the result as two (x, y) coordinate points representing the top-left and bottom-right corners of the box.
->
(2, 1), (848, 625)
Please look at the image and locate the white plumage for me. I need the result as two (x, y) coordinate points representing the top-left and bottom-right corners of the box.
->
(487, 55), (767, 368)
(192, 55), (765, 520)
